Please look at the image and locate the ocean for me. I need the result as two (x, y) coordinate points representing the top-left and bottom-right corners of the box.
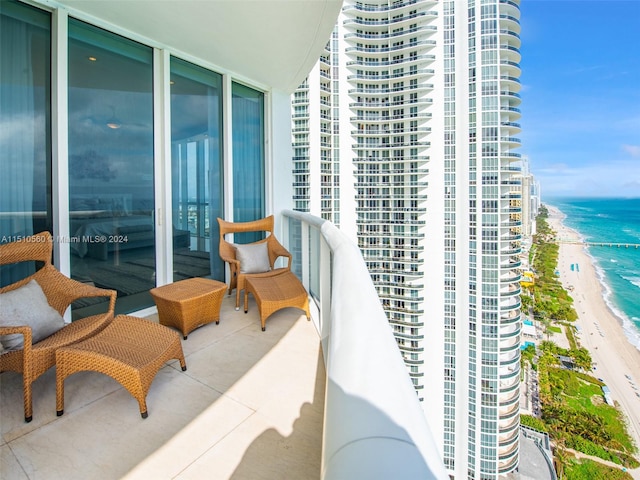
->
(547, 197), (640, 351)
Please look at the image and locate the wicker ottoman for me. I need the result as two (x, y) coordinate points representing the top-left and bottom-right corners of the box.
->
(244, 272), (310, 331)
(150, 278), (227, 339)
(55, 315), (186, 419)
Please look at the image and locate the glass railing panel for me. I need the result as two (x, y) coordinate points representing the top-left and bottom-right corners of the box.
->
(287, 217), (303, 278)
(309, 225), (321, 301)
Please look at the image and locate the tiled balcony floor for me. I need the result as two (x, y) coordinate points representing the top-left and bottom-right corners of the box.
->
(1, 295), (325, 480)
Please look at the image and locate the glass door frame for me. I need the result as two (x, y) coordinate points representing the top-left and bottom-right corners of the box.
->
(41, 7), (273, 315)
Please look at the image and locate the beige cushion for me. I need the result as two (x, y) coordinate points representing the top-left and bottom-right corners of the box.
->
(234, 242), (271, 274)
(0, 280), (65, 351)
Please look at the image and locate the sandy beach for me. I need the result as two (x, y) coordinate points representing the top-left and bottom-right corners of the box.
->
(546, 206), (640, 475)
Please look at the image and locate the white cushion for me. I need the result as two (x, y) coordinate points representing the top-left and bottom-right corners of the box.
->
(234, 242), (271, 274)
(0, 280), (65, 351)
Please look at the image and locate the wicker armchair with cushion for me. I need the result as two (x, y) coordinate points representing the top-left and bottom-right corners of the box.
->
(217, 215), (291, 309)
(0, 232), (116, 422)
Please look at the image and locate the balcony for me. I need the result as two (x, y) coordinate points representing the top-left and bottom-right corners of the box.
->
(1, 300), (324, 480)
(1, 211), (447, 480)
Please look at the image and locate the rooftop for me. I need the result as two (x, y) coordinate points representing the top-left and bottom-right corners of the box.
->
(1, 298), (324, 480)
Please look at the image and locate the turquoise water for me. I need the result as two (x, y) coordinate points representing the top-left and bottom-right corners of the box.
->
(547, 197), (640, 351)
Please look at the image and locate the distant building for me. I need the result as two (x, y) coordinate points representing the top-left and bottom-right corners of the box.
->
(518, 426), (558, 480)
(522, 320), (537, 339)
(292, 0), (524, 477)
(518, 157), (539, 237)
(558, 355), (576, 370)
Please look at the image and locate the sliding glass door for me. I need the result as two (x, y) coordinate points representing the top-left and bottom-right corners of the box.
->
(68, 19), (154, 315)
(0, 1), (51, 286)
(232, 82), (265, 243)
(170, 57), (224, 282)
(1, 2), (269, 316)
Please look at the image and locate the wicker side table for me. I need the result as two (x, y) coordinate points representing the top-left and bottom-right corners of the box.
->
(55, 315), (186, 419)
(244, 272), (310, 331)
(150, 278), (227, 339)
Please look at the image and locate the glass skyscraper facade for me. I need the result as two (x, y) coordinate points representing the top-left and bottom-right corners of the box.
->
(292, 1), (523, 478)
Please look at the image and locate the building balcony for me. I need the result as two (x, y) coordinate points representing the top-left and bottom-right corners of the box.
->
(500, 364), (521, 383)
(500, 301), (520, 316)
(500, 151), (522, 161)
(500, 340), (520, 359)
(500, 72), (521, 88)
(344, 25), (437, 43)
(499, 400), (521, 421)
(343, 10), (435, 28)
(501, 354), (521, 374)
(1, 300), (325, 480)
(499, 29), (521, 47)
(499, 420), (520, 446)
(350, 111), (433, 123)
(346, 65), (435, 82)
(500, 164), (523, 174)
(500, 105), (521, 118)
(501, 259), (522, 272)
(2, 211), (447, 480)
(499, 13), (521, 32)
(499, 387), (520, 407)
(500, 244), (521, 256)
(499, 44), (521, 63)
(501, 231), (522, 243)
(500, 283), (522, 298)
(501, 318), (520, 333)
(498, 437), (520, 473)
(346, 54), (435, 69)
(500, 324), (520, 339)
(501, 122), (522, 136)
(501, 314), (522, 330)
(500, 136), (521, 148)
(343, 0), (436, 14)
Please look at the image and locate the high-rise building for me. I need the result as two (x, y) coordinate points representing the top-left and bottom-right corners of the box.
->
(291, 0), (523, 478)
(519, 157), (540, 238)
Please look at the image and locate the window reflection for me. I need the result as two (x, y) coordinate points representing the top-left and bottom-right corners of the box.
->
(170, 57), (224, 282)
(232, 82), (265, 243)
(0, 1), (51, 286)
(68, 19), (154, 316)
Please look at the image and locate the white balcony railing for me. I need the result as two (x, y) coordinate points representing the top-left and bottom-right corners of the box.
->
(282, 210), (447, 480)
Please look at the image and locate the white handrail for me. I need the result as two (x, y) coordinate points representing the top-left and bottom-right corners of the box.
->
(282, 210), (447, 480)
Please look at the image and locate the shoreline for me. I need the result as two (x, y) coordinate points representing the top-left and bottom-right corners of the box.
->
(546, 205), (640, 463)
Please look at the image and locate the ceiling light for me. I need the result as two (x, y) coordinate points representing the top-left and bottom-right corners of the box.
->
(106, 106), (121, 129)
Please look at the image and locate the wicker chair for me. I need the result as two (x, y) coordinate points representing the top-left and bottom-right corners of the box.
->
(217, 215), (291, 309)
(0, 232), (117, 422)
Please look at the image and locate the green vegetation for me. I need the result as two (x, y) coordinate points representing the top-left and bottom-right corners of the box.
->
(521, 206), (639, 478)
(564, 458), (633, 480)
(520, 344), (536, 368)
(529, 206), (579, 328)
(520, 414), (547, 432)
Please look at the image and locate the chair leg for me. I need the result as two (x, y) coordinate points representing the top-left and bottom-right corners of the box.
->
(56, 364), (66, 417)
(24, 381), (33, 422)
(139, 399), (148, 419)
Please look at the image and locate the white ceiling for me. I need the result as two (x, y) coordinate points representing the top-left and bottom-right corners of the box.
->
(58, 0), (343, 93)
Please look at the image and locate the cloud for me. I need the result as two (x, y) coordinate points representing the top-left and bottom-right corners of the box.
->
(536, 163), (578, 176)
(534, 158), (640, 199)
(621, 180), (640, 190)
(622, 144), (640, 157)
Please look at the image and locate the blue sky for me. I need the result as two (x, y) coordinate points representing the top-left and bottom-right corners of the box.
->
(518, 0), (640, 199)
